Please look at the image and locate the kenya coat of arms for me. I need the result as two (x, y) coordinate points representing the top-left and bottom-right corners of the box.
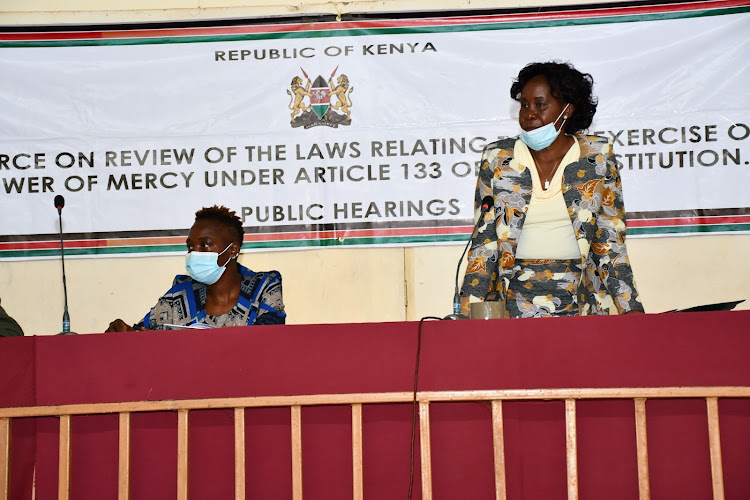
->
(287, 67), (354, 128)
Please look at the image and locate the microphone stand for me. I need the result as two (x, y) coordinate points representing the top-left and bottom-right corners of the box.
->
(56, 197), (77, 335)
(445, 196), (494, 320)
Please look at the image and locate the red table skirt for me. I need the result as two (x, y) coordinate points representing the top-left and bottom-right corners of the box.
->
(2, 311), (749, 499)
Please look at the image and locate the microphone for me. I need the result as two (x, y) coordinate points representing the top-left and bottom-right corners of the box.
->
(54, 195), (76, 335)
(445, 195), (494, 320)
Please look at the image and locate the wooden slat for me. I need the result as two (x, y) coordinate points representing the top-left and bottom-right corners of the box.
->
(419, 401), (432, 500)
(706, 397), (725, 500)
(0, 418), (10, 500)
(234, 408), (246, 500)
(352, 404), (363, 500)
(118, 412), (130, 500)
(3, 386), (750, 418)
(565, 399), (578, 500)
(634, 398), (650, 500)
(491, 401), (507, 500)
(177, 409), (189, 500)
(58, 414), (71, 500)
(291, 405), (303, 500)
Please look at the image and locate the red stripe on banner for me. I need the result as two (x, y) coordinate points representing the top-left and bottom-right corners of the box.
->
(0, 240), (107, 251)
(628, 215), (750, 228)
(0, 0), (745, 41)
(0, 236), (187, 251)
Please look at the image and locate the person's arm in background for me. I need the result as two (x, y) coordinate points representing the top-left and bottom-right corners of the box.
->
(0, 298), (24, 337)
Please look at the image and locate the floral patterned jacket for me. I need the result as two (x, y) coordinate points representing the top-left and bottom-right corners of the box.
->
(459, 134), (644, 316)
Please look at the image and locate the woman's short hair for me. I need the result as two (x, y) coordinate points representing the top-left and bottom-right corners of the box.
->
(510, 61), (598, 134)
(195, 205), (244, 246)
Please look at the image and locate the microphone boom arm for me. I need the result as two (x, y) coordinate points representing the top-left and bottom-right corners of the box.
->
(54, 195), (76, 335)
(58, 209), (71, 333)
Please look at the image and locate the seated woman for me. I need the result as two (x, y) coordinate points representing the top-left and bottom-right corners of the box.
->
(460, 61), (644, 318)
(106, 205), (285, 331)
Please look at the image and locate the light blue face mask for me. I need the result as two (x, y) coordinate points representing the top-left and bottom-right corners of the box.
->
(185, 243), (233, 285)
(519, 103), (570, 151)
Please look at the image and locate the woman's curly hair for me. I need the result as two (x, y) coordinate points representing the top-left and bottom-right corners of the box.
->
(510, 61), (598, 134)
(195, 205), (244, 246)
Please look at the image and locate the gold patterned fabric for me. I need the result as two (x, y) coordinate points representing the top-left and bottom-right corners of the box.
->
(506, 259), (583, 318)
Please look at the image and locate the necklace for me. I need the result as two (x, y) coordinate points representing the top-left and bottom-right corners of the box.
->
(530, 151), (563, 190)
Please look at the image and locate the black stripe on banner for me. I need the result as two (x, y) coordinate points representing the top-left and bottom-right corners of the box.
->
(0, 0), (719, 33)
(627, 207), (750, 220)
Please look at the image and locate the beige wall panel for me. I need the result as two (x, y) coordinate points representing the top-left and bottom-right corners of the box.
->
(245, 247), (407, 326)
(405, 245), (466, 321)
(625, 234), (750, 314)
(0, 246), (406, 335)
(0, 256), (182, 336)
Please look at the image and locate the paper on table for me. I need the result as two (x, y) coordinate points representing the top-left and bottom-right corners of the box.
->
(163, 323), (215, 330)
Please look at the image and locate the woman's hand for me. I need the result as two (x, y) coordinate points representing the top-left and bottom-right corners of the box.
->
(105, 319), (135, 332)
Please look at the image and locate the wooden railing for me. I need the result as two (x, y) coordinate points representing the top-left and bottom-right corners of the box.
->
(1, 386), (747, 500)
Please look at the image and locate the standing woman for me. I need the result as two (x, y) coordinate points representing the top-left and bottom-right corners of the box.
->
(460, 61), (644, 318)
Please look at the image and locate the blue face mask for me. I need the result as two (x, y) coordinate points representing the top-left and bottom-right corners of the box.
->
(185, 243), (233, 285)
(519, 103), (570, 151)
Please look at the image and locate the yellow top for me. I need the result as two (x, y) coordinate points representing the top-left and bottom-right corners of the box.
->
(514, 139), (581, 260)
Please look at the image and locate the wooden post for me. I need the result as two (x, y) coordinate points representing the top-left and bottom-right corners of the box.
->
(352, 404), (363, 500)
(565, 399), (578, 500)
(0, 418), (10, 500)
(491, 401), (507, 500)
(58, 415), (71, 500)
(177, 410), (189, 500)
(419, 401), (433, 500)
(118, 412), (131, 500)
(234, 408), (246, 500)
(706, 397), (725, 500)
(634, 398), (650, 500)
(291, 405), (303, 500)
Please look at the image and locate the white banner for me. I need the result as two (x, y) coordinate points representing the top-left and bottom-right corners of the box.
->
(1, 2), (749, 259)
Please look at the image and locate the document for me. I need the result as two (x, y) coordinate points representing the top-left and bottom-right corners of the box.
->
(163, 323), (214, 330)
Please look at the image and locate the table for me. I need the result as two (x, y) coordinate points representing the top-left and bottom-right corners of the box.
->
(1, 311), (749, 499)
